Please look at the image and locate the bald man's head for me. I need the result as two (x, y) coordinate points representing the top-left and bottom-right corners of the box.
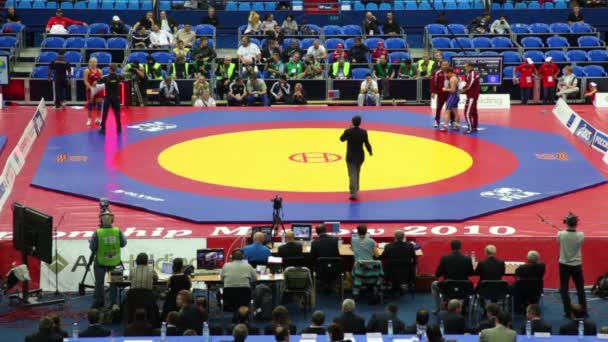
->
(253, 232), (265, 243)
(285, 230), (295, 242)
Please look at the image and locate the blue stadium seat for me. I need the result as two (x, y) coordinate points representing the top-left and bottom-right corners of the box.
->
(225, 2), (237, 10)
(31, 66), (49, 78)
(102, 66), (122, 75)
(479, 51), (499, 56)
(238, 24), (248, 34)
(523, 50), (545, 63)
(418, 2), (431, 9)
(65, 37), (85, 48)
(549, 22), (571, 33)
(473, 1), (484, 8)
(510, 23), (530, 34)
(159, 1), (171, 10)
(544, 50), (568, 62)
(301, 38), (316, 50)
(587, 50), (608, 62)
(60, 1), (73, 8)
(283, 38), (301, 50)
(323, 25), (344, 35)
(388, 51), (409, 63)
(405, 2), (416, 9)
(343, 25), (362, 35)
(578, 36), (602, 47)
(90, 51), (112, 64)
(151, 51), (172, 63)
(385, 38), (406, 49)
(128, 52), (148, 64)
(17, 1), (32, 8)
(571, 22), (593, 33)
(100, 2), (113, 8)
(128, 1), (140, 9)
(394, 2), (405, 10)
(431, 37), (451, 49)
(89, 23), (110, 34)
(472, 37), (492, 48)
(67, 25), (88, 34)
(502, 3), (513, 9)
(451, 37), (472, 49)
(443, 2), (456, 9)
(566, 50), (588, 62)
(3, 22), (24, 33)
(239, 2), (251, 10)
(344, 38), (356, 49)
(195, 24), (215, 36)
(426, 24), (448, 35)
(32, 1), (45, 8)
(351, 68), (370, 79)
(88, 1), (98, 9)
(528, 2), (540, 9)
(354, 2), (365, 10)
(264, 2), (276, 10)
(37, 51), (58, 63)
(302, 24), (322, 35)
(247, 38), (260, 47)
(521, 36), (544, 48)
(107, 37), (128, 49)
(42, 37), (65, 48)
(503, 66), (515, 78)
(442, 51), (457, 62)
(325, 38), (345, 50)
(572, 66), (585, 77)
(514, 2), (527, 8)
(554, 1), (567, 8)
(492, 36), (513, 48)
(379, 2), (391, 10)
(73, 67), (86, 79)
(85, 37), (107, 49)
(457, 2), (471, 8)
(64, 51), (83, 63)
(547, 36), (569, 48)
(251, 2), (264, 11)
(502, 51), (522, 63)
(544, 2), (554, 8)
(5, 0), (16, 7)
(365, 38), (384, 50)
(447, 24), (467, 35)
(140, 1), (153, 10)
(583, 65), (607, 77)
(529, 23), (551, 34)
(366, 2), (378, 10)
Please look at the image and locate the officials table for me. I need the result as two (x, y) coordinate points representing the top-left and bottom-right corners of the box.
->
(271, 244), (424, 257)
(191, 273), (284, 309)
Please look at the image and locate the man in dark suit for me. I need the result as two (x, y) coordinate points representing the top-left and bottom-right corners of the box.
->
(176, 290), (207, 335)
(227, 306), (260, 335)
(366, 303), (406, 334)
(436, 299), (469, 334)
(381, 230), (416, 293)
(310, 224), (339, 260)
(153, 311), (180, 337)
(80, 309), (112, 338)
(278, 230), (304, 259)
(404, 309), (430, 334)
(474, 303), (501, 333)
(476, 245), (505, 282)
(512, 250), (546, 313)
(124, 309), (154, 336)
(333, 299), (366, 334)
(339, 115), (372, 200)
(431, 239), (474, 313)
(301, 310), (327, 334)
(26, 318), (63, 342)
(559, 304), (597, 335)
(519, 304), (552, 335)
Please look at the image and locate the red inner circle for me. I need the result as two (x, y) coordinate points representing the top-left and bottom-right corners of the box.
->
(113, 122), (519, 203)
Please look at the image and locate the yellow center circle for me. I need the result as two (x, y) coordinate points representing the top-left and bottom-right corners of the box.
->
(157, 128), (473, 192)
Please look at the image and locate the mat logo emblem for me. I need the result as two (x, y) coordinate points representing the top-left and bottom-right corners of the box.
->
(535, 152), (569, 161)
(289, 152), (342, 163)
(128, 121), (177, 132)
(56, 154), (88, 163)
(480, 188), (540, 202)
(112, 189), (164, 202)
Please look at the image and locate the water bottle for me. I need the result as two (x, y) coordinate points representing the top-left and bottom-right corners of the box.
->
(281, 231), (286, 243)
(578, 320), (584, 339)
(338, 236), (343, 248)
(203, 321), (210, 342)
(160, 322), (167, 342)
(71, 322), (79, 341)
(388, 319), (394, 339)
(326, 331), (332, 342)
(440, 320), (445, 336)
(471, 251), (476, 264)
(525, 320), (532, 338)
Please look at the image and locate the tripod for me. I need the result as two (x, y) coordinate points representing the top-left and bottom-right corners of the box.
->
(271, 207), (286, 247)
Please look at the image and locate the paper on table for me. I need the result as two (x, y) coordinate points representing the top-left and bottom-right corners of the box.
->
(534, 332), (551, 338)
(259, 274), (270, 280)
(394, 339), (417, 342)
(366, 332), (383, 342)
(124, 340), (154, 342)
(344, 333), (355, 341)
(89, 83), (105, 98)
(268, 256), (283, 264)
(597, 334), (608, 340)
(301, 334), (318, 340)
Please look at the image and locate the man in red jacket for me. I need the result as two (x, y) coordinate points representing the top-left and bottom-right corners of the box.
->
(514, 58), (536, 105)
(462, 62), (481, 134)
(537, 57), (560, 104)
(45, 9), (87, 32)
(431, 60), (452, 128)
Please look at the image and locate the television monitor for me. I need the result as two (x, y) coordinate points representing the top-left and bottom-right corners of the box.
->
(19, 207), (53, 264)
(251, 226), (273, 244)
(291, 223), (312, 241)
(12, 202), (26, 251)
(161, 261), (173, 274)
(196, 248), (225, 269)
(324, 221), (341, 233)
(451, 56), (503, 86)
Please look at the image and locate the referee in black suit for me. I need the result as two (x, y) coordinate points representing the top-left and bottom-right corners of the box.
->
(340, 115), (372, 200)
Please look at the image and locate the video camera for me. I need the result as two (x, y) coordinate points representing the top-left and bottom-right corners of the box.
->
(271, 195), (282, 211)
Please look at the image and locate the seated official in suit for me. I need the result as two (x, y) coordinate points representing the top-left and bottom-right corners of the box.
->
(278, 230), (304, 259)
(559, 304), (597, 335)
(152, 311), (180, 337)
(426, 324), (448, 342)
(274, 325), (290, 342)
(520, 304), (552, 335)
(327, 323), (349, 342)
(431, 240), (474, 313)
(512, 250), (546, 313)
(381, 230), (416, 293)
(243, 232), (271, 263)
(301, 310), (327, 334)
(333, 299), (366, 334)
(437, 299), (469, 334)
(475, 245), (505, 282)
(80, 309), (112, 338)
(124, 309), (154, 336)
(480, 312), (516, 342)
(232, 323), (249, 342)
(310, 224), (340, 260)
(221, 249), (257, 289)
(264, 305), (297, 335)
(25, 318), (63, 342)
(227, 306), (261, 335)
(366, 303), (406, 334)
(176, 290), (208, 335)
(474, 303), (501, 333)
(404, 309), (430, 335)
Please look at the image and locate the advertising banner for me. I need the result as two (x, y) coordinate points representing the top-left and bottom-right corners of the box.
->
(431, 94), (511, 109)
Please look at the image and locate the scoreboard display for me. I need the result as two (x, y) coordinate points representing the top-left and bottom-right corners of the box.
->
(451, 56), (503, 86)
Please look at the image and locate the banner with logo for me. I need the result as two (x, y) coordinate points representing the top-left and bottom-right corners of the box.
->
(573, 118), (597, 146)
(39, 238), (206, 292)
(552, 98), (581, 134)
(594, 92), (608, 108)
(431, 94), (510, 109)
(592, 130), (608, 153)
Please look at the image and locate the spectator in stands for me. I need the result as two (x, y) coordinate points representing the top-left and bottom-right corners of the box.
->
(331, 56), (351, 79)
(584, 82), (598, 104)
(380, 230), (416, 293)
(397, 59), (417, 79)
(367, 303), (406, 334)
(434, 50), (444, 63)
(242, 62), (259, 79)
(232, 324), (249, 342)
(183, 0), (199, 10)
(228, 77), (248, 106)
(149, 24), (173, 48)
(237, 36), (262, 65)
(474, 303), (501, 333)
(310, 224), (339, 260)
(514, 58), (536, 105)
(176, 290), (207, 335)
(266, 53), (285, 79)
(431, 240), (474, 313)
(437, 299), (469, 334)
(262, 39), (281, 64)
(435, 12), (448, 25)
(173, 40), (190, 58)
(291, 83), (308, 104)
(132, 11), (156, 32)
(48, 50), (71, 109)
(132, 26), (150, 48)
(404, 309), (430, 335)
(538, 57), (560, 104)
(110, 16), (128, 35)
(283, 39), (303, 63)
(194, 90), (216, 107)
(46, 9), (87, 33)
(6, 7), (20, 23)
(351, 224), (378, 262)
(171, 55), (193, 79)
(281, 15), (298, 35)
(159, 11), (178, 34)
(469, 12), (491, 34)
(47, 314), (68, 338)
(159, 76), (180, 106)
(557, 66), (580, 101)
(130, 252), (159, 290)
(371, 41), (389, 63)
(245, 11), (262, 34)
(520, 304), (552, 335)
(286, 52), (305, 79)
(307, 40), (328, 61)
(215, 57), (237, 99)
(155, 311), (180, 336)
(246, 74), (270, 107)
(202, 7), (220, 27)
(300, 54), (323, 79)
(425, 324), (446, 342)
(333, 299), (366, 334)
(567, 6), (584, 25)
(267, 25), (285, 46)
(183, 330), (197, 336)
(327, 323), (346, 342)
(191, 75), (210, 105)
(373, 55), (394, 80)
(383, 12), (401, 35)
(162, 258), (192, 320)
(274, 325), (290, 342)
(26, 317), (62, 342)
(228, 306), (260, 335)
(331, 43), (349, 63)
(193, 54), (210, 78)
(358, 73), (380, 107)
(417, 52), (435, 79)
(261, 14), (278, 34)
(475, 244), (505, 282)
(192, 37), (216, 66)
(489, 15), (510, 34)
(301, 310), (326, 334)
(362, 11), (380, 36)
(277, 229), (303, 256)
(80, 309), (112, 338)
(479, 312), (515, 342)
(125, 308), (154, 336)
(175, 24), (196, 48)
(264, 306), (297, 335)
(144, 55), (163, 80)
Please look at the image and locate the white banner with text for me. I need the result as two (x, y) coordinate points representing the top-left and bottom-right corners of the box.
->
(431, 94), (511, 110)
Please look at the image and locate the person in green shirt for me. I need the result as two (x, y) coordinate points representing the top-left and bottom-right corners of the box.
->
(398, 59), (417, 79)
(285, 52), (305, 79)
(373, 55), (394, 79)
(192, 54), (209, 78)
(265, 52), (285, 79)
(298, 54), (323, 80)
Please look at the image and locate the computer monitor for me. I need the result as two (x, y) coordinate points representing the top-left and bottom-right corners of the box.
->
(251, 226), (273, 244)
(291, 223), (312, 241)
(324, 221), (341, 233)
(161, 261), (173, 274)
(196, 248), (225, 270)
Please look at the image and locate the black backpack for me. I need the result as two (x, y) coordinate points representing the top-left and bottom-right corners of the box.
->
(591, 273), (608, 299)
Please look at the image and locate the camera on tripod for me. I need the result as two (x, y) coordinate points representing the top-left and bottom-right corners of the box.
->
(99, 198), (110, 214)
(271, 195), (282, 211)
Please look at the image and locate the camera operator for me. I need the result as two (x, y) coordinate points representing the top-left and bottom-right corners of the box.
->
(124, 61), (146, 106)
(557, 213), (587, 317)
(90, 209), (127, 309)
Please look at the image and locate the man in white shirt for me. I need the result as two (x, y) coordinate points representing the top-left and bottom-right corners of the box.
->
(159, 10), (177, 34)
(194, 90), (216, 107)
(556, 65), (579, 100)
(149, 24), (173, 48)
(159, 76), (179, 105)
(358, 73), (380, 106)
(237, 37), (261, 65)
(306, 40), (327, 61)
(490, 15), (511, 34)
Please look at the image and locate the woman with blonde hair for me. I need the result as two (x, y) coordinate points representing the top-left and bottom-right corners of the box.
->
(83, 57), (104, 126)
(245, 11), (261, 34)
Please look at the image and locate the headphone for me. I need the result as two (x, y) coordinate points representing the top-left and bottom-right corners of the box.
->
(99, 209), (115, 227)
(563, 212), (578, 228)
